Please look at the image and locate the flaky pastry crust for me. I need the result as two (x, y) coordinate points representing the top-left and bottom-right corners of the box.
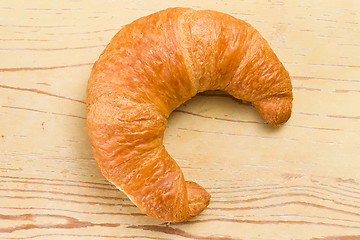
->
(86, 7), (293, 222)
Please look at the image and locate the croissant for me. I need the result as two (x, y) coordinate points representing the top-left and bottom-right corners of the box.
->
(86, 7), (293, 222)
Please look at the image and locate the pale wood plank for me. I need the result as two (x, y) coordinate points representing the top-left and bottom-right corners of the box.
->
(1, 0), (359, 239)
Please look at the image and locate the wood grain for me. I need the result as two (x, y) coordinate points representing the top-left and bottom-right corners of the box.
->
(0, 0), (359, 239)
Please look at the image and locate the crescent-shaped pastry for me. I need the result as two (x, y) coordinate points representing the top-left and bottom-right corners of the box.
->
(86, 7), (293, 222)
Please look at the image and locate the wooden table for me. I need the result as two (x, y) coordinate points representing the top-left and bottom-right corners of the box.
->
(1, 1), (359, 239)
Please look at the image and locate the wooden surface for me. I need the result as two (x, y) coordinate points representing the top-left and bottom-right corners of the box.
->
(1, 0), (359, 239)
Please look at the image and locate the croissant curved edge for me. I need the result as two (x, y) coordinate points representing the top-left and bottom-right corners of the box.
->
(86, 7), (293, 222)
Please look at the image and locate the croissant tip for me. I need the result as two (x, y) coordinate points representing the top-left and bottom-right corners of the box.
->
(254, 95), (292, 127)
(186, 181), (211, 218)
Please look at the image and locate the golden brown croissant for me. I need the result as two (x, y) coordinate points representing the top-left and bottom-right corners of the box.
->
(86, 7), (293, 222)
